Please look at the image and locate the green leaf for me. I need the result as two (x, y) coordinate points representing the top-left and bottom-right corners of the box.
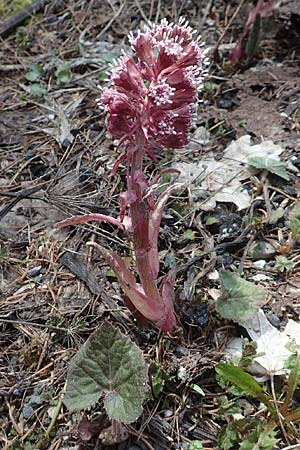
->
(205, 216), (219, 226)
(288, 201), (300, 220)
(291, 218), (300, 238)
(64, 322), (147, 424)
(246, 13), (262, 58)
(188, 441), (204, 450)
(275, 255), (294, 272)
(25, 64), (43, 81)
(190, 383), (205, 396)
(151, 364), (165, 399)
(56, 63), (72, 84)
(240, 425), (278, 450)
(217, 271), (265, 321)
(102, 51), (119, 63)
(29, 83), (47, 96)
(215, 364), (271, 407)
(183, 229), (196, 241)
(248, 156), (289, 180)
(268, 207), (284, 224)
(219, 422), (238, 450)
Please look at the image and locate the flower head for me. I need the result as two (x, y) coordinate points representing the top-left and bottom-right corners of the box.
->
(101, 17), (208, 149)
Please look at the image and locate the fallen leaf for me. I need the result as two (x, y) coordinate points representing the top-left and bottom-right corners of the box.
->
(239, 310), (300, 376)
(173, 135), (285, 210)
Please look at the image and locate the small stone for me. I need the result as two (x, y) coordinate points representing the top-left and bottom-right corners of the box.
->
(208, 269), (219, 280)
(248, 241), (277, 260)
(217, 97), (233, 109)
(251, 273), (272, 282)
(174, 345), (189, 358)
(266, 312), (281, 329)
(163, 409), (173, 418)
(178, 366), (188, 381)
(22, 404), (35, 419)
(27, 265), (42, 277)
(238, 398), (255, 416)
(253, 260), (266, 270)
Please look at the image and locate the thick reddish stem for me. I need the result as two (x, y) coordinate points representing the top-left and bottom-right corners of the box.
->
(127, 131), (161, 302)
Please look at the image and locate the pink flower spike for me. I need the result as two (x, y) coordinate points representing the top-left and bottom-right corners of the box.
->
(94, 17), (208, 332)
(100, 17), (208, 148)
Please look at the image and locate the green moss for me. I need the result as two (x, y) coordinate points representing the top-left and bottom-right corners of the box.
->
(0, 0), (33, 17)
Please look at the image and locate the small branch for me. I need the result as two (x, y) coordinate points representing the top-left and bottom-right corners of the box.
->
(0, 0), (49, 39)
(45, 382), (67, 439)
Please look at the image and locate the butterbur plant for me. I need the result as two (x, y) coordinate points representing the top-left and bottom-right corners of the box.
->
(57, 18), (208, 332)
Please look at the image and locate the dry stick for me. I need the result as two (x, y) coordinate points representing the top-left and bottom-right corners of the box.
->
(0, 0), (49, 38)
(97, 2), (125, 40)
(45, 382), (67, 439)
(261, 170), (273, 219)
(198, 0), (214, 31)
(134, 0), (151, 25)
(270, 374), (291, 447)
(213, 0), (246, 56)
(0, 184), (46, 221)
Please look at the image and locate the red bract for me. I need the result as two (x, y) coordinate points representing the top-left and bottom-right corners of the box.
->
(58, 18), (208, 332)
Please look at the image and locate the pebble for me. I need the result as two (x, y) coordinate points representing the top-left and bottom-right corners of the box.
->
(217, 97), (233, 109)
(266, 312), (281, 329)
(163, 409), (173, 418)
(248, 240), (277, 260)
(252, 259), (266, 270)
(208, 269), (219, 280)
(174, 345), (189, 358)
(28, 265), (42, 277)
(251, 273), (272, 282)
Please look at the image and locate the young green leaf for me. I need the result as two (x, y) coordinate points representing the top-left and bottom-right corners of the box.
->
(215, 364), (272, 407)
(188, 441), (204, 450)
(64, 322), (147, 424)
(190, 383), (205, 396)
(245, 13), (262, 58)
(239, 424), (278, 450)
(248, 156), (289, 181)
(218, 422), (238, 450)
(217, 271), (265, 321)
(25, 64), (43, 81)
(275, 255), (294, 273)
(291, 218), (300, 238)
(56, 63), (72, 84)
(29, 83), (47, 97)
(183, 229), (196, 241)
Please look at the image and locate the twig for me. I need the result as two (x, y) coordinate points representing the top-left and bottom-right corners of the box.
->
(97, 3), (125, 40)
(270, 374), (290, 446)
(214, 0), (246, 56)
(45, 382), (67, 439)
(134, 0), (151, 25)
(0, 0), (49, 38)
(0, 184), (46, 221)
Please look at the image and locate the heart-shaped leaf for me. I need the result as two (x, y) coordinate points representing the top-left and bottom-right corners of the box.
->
(64, 322), (147, 424)
(248, 156), (289, 180)
(217, 271), (265, 321)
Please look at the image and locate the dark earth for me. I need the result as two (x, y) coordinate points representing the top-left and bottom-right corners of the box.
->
(0, 1), (300, 449)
